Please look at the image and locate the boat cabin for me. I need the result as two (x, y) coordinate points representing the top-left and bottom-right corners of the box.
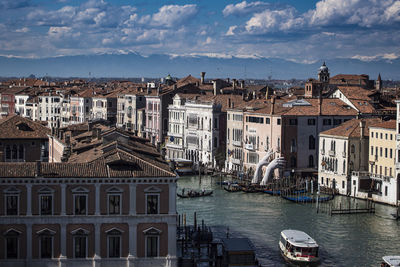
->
(381, 256), (400, 267)
(221, 238), (259, 267)
(279, 230), (319, 263)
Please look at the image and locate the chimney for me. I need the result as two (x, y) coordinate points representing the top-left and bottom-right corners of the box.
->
(200, 72), (206, 84)
(173, 84), (177, 90)
(232, 79), (236, 90)
(157, 86), (161, 95)
(195, 81), (199, 87)
(318, 96), (322, 115)
(270, 97), (275, 114)
(360, 120), (366, 139)
(213, 81), (218, 96)
(227, 98), (231, 108)
(240, 80), (245, 89)
(35, 160), (41, 177)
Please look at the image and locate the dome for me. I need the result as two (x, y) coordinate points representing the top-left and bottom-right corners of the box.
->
(319, 62), (328, 72)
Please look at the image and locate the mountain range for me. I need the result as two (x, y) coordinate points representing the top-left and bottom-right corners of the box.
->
(0, 53), (398, 80)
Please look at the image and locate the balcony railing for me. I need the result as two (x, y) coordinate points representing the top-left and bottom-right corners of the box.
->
(231, 158), (241, 165)
(320, 149), (325, 155)
(396, 134), (400, 141)
(342, 151), (346, 158)
(245, 143), (255, 151)
(232, 140), (242, 147)
(328, 150), (335, 157)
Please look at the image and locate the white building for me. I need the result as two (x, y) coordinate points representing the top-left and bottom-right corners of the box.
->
(38, 93), (64, 128)
(166, 94), (186, 160)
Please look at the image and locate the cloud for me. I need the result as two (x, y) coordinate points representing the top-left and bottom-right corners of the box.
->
(141, 4), (198, 28)
(16, 27), (29, 33)
(245, 8), (304, 33)
(226, 26), (237, 36)
(223, 1), (270, 16)
(0, 0), (31, 9)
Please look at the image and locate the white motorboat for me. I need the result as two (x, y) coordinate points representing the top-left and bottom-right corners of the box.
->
(279, 229), (319, 264)
(381, 256), (400, 267)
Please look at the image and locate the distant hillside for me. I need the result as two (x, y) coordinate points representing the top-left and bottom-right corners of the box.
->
(0, 53), (398, 80)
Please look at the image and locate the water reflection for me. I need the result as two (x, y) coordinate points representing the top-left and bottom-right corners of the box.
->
(177, 175), (400, 267)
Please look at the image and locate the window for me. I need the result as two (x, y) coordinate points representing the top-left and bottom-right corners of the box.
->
(289, 119), (298, 125)
(371, 146), (374, 155)
(321, 177), (324, 184)
(266, 118), (270, 124)
(146, 194), (159, 214)
(277, 118), (281, 125)
(74, 195), (87, 215)
(5, 195), (18, 215)
(290, 156), (297, 168)
(307, 119), (315, 125)
(342, 181), (345, 189)
(38, 229), (55, 259)
(390, 149), (393, 158)
(385, 148), (388, 158)
(72, 229), (89, 258)
(108, 195), (121, 215)
(309, 135), (315, 150)
(38, 187), (54, 215)
(5, 229), (20, 259)
(323, 119), (332, 125)
(385, 186), (388, 196)
(333, 119), (342, 125)
(247, 116), (264, 124)
(351, 145), (355, 154)
(107, 229), (122, 258)
(143, 227), (161, 258)
(308, 155), (314, 168)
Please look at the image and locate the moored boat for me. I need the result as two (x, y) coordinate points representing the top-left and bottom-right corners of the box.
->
(177, 190), (213, 198)
(224, 184), (241, 192)
(381, 256), (400, 267)
(279, 229), (319, 265)
(281, 194), (334, 203)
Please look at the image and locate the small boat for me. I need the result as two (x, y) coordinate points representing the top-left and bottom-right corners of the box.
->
(241, 186), (259, 193)
(281, 194), (334, 203)
(216, 180), (237, 185)
(279, 230), (319, 264)
(224, 184), (241, 192)
(264, 189), (281, 195)
(177, 190), (213, 198)
(381, 256), (400, 267)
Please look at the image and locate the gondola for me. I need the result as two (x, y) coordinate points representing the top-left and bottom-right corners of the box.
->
(223, 184), (241, 192)
(264, 189), (306, 196)
(281, 194), (334, 203)
(177, 190), (213, 198)
(241, 187), (259, 193)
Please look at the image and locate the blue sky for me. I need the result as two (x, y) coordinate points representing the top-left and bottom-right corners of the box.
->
(1, 0), (399, 63)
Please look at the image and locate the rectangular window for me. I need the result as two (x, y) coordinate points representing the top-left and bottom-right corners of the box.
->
(108, 236), (120, 258)
(74, 236), (87, 258)
(40, 195), (52, 215)
(5, 195), (18, 215)
(74, 195), (87, 215)
(108, 195), (121, 215)
(40, 236), (52, 258)
(248, 116), (264, 124)
(390, 149), (393, 158)
(385, 186), (388, 196)
(333, 119), (342, 125)
(323, 119), (332, 125)
(385, 148), (388, 158)
(307, 119), (316, 125)
(6, 236), (18, 259)
(371, 146), (373, 155)
(146, 236), (158, 257)
(289, 119), (298, 125)
(266, 118), (270, 124)
(146, 194), (159, 214)
(277, 118), (281, 125)
(342, 181), (345, 189)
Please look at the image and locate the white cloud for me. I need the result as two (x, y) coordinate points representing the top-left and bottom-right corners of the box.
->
(16, 27), (29, 33)
(146, 4), (198, 28)
(226, 26), (237, 36)
(223, 1), (270, 16)
(245, 8), (304, 33)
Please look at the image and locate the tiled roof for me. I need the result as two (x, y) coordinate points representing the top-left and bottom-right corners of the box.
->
(336, 86), (376, 114)
(370, 119), (396, 130)
(283, 98), (358, 116)
(320, 118), (382, 137)
(0, 115), (50, 139)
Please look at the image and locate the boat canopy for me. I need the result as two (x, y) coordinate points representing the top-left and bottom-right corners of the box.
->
(382, 256), (400, 266)
(281, 230), (318, 248)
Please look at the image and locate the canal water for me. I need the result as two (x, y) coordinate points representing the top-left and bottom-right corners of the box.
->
(177, 175), (400, 267)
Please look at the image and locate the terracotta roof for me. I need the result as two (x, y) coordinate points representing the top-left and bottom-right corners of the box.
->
(370, 120), (396, 130)
(320, 118), (382, 137)
(336, 86), (376, 114)
(283, 98), (358, 116)
(0, 115), (50, 139)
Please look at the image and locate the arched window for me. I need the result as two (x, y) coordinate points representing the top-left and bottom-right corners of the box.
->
(12, 145), (17, 160)
(309, 135), (315, 150)
(308, 155), (314, 168)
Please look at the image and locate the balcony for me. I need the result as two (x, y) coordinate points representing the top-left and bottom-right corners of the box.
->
(167, 131), (183, 138)
(245, 143), (255, 151)
(396, 134), (400, 141)
(342, 151), (346, 158)
(396, 162), (400, 170)
(320, 149), (325, 155)
(231, 158), (241, 165)
(328, 150), (335, 157)
(232, 140), (242, 147)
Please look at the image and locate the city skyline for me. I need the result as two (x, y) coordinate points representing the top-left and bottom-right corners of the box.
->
(1, 0), (399, 64)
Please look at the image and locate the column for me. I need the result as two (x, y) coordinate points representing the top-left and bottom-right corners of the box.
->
(95, 184), (100, 215)
(60, 184), (66, 215)
(60, 223), (67, 264)
(26, 184), (32, 216)
(94, 223), (101, 257)
(168, 183), (176, 215)
(167, 222), (177, 256)
(129, 184), (137, 215)
(26, 223), (32, 262)
(128, 222), (137, 257)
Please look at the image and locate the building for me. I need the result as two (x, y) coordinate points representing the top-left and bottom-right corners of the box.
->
(0, 127), (178, 267)
(318, 118), (381, 195)
(68, 89), (94, 125)
(116, 89), (146, 133)
(38, 92), (64, 128)
(0, 115), (50, 162)
(0, 87), (26, 117)
(91, 91), (119, 124)
(165, 94), (187, 160)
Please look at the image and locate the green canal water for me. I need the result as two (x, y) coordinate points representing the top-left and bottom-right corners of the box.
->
(177, 175), (400, 267)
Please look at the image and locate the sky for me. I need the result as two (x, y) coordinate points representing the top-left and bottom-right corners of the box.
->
(1, 0), (400, 63)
